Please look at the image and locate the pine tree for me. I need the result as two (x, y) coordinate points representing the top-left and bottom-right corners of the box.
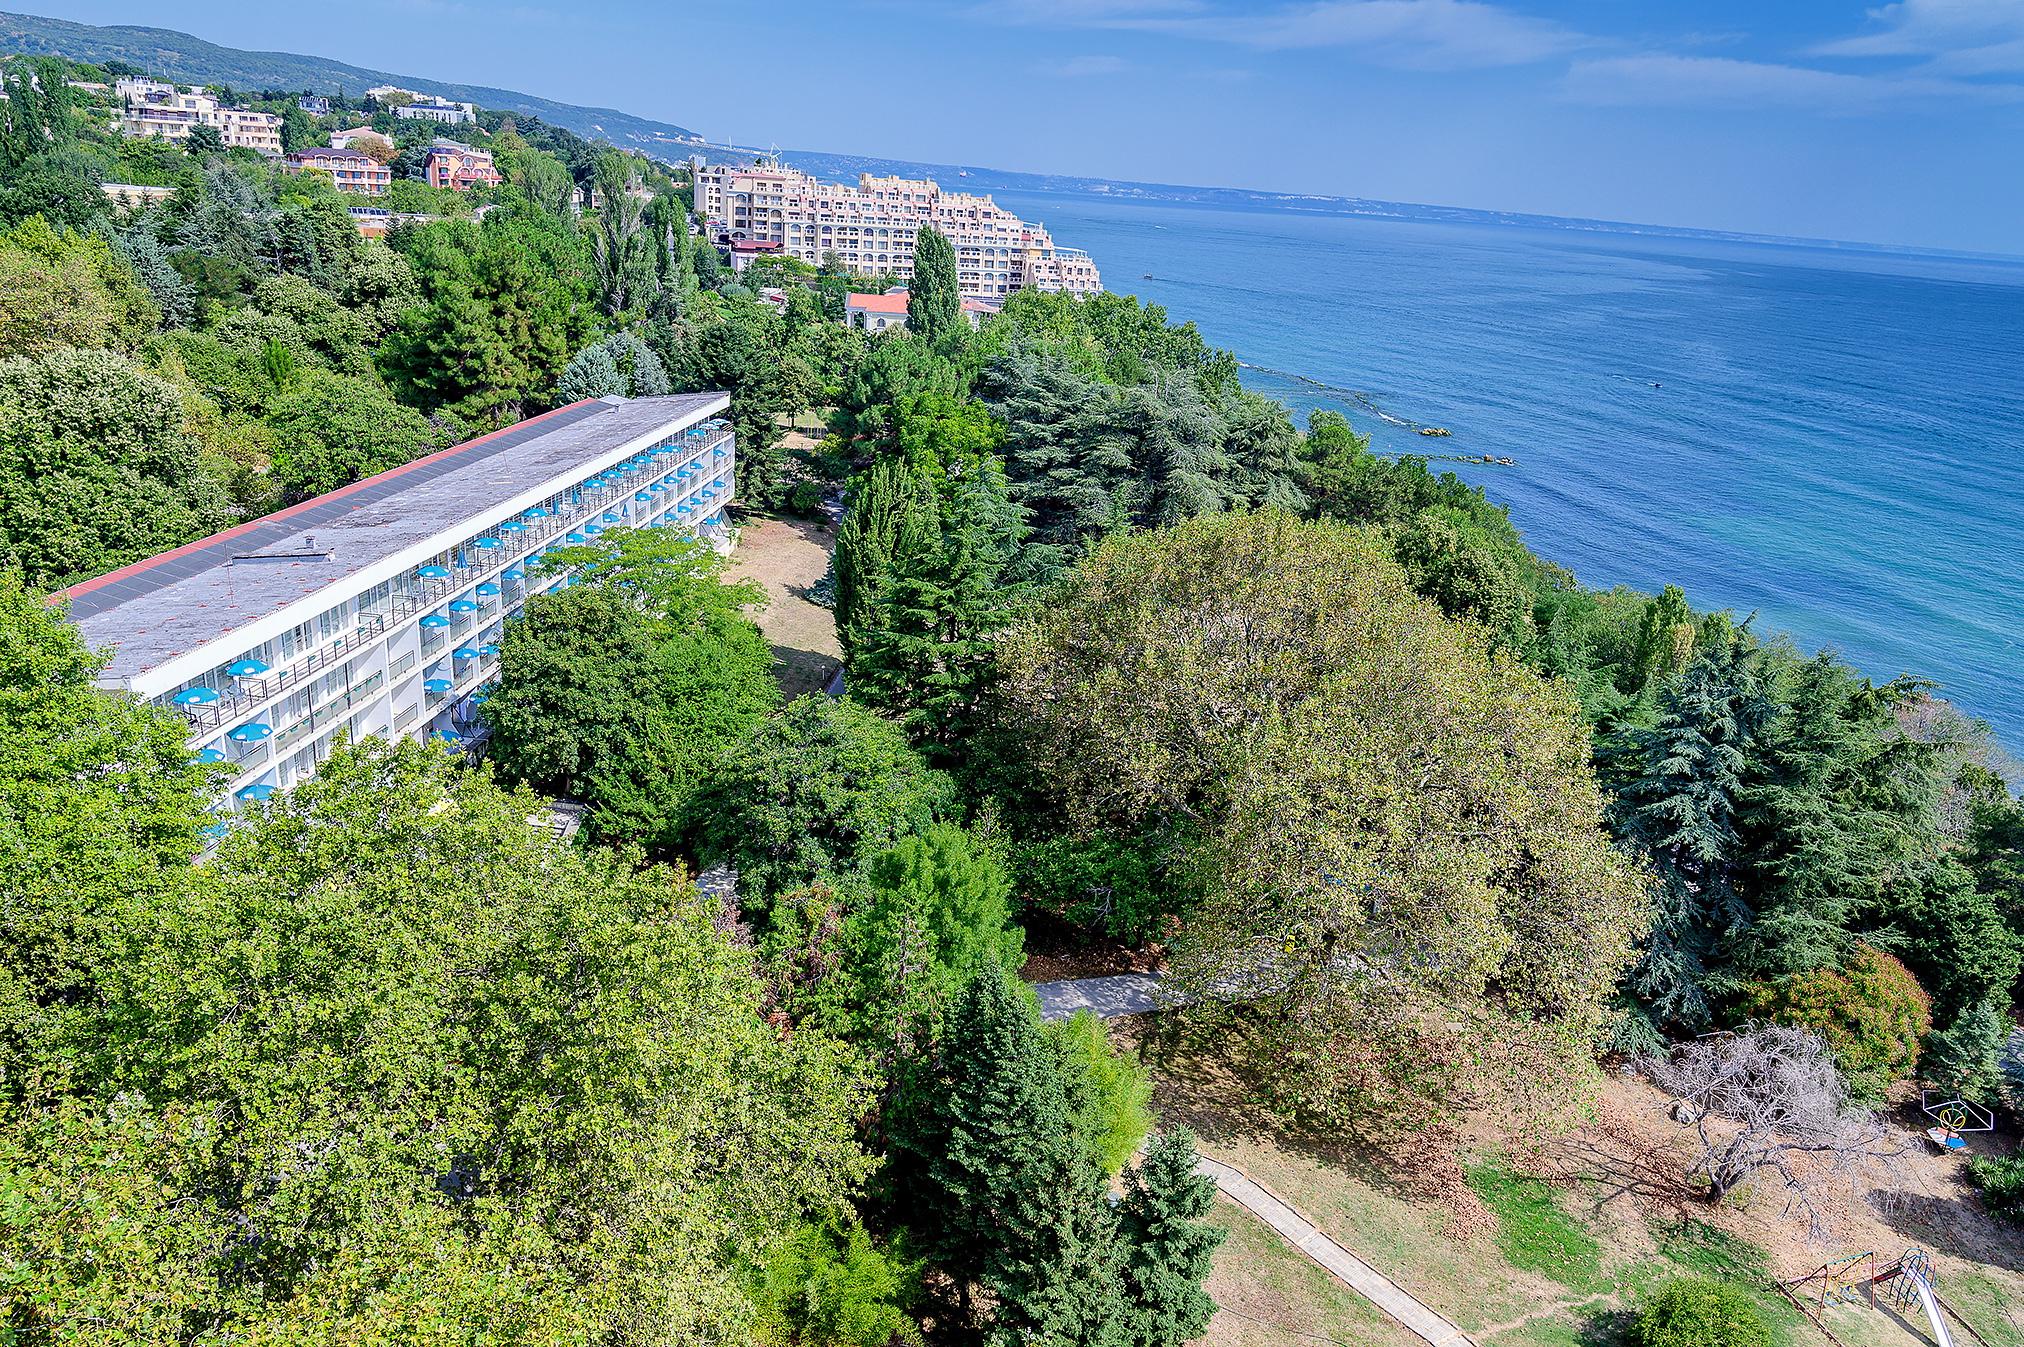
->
(1116, 1130), (1225, 1347)
(1611, 638), (1774, 1031)
(890, 964), (1126, 1346)
(1926, 999), (2008, 1107)
(907, 226), (961, 349)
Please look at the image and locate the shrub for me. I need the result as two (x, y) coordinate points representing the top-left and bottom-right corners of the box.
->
(1634, 1277), (1771, 1347)
(1967, 1154), (2024, 1223)
(786, 479), (827, 515)
(1739, 944), (1931, 1101)
(1013, 829), (1176, 943)
(749, 1223), (920, 1347)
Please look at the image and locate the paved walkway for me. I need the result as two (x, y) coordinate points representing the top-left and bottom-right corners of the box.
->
(1039, 974), (1479, 1347)
(1194, 1155), (1479, 1347)
(1032, 972), (1167, 1020)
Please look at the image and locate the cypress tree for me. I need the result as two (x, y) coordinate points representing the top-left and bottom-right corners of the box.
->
(890, 964), (1125, 1346)
(837, 396), (1026, 754)
(833, 455), (937, 669)
(1117, 1129), (1225, 1347)
(907, 226), (961, 349)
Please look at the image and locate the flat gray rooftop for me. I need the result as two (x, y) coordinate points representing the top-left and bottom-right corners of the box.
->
(61, 393), (726, 684)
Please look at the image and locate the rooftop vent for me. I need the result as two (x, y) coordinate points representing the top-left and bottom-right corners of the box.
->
(230, 536), (336, 565)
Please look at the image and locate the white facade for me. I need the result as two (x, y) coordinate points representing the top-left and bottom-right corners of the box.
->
(114, 77), (283, 154)
(397, 96), (477, 125)
(694, 157), (1102, 301)
(61, 395), (735, 824)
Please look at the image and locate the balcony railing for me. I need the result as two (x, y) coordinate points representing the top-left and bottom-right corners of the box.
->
(178, 430), (734, 741)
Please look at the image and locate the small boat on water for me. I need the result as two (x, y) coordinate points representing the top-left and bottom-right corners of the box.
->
(1418, 426), (1451, 437)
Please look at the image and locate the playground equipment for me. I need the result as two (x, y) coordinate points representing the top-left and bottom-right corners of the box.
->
(1778, 1248), (1991, 1347)
(1918, 1089), (1994, 1155)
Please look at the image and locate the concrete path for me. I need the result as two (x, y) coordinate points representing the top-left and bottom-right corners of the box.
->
(1032, 972), (1167, 1021)
(1195, 1155), (1481, 1347)
(1036, 973), (1478, 1347)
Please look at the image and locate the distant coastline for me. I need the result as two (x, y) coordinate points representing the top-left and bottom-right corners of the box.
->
(6, 9), (2015, 263)
(780, 148), (2024, 266)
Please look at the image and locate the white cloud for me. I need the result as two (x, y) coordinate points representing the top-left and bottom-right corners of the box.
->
(1563, 52), (2024, 109)
(1043, 53), (1132, 76)
(1814, 0), (2024, 73)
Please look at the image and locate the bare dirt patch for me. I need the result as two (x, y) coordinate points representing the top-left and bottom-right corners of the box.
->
(1145, 1033), (2024, 1347)
(726, 513), (841, 699)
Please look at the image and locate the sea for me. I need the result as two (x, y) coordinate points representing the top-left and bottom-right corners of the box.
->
(992, 190), (2024, 757)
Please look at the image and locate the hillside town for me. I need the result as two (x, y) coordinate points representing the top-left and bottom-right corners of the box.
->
(88, 71), (1101, 299)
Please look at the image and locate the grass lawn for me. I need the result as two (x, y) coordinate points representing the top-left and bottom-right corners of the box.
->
(1198, 1195), (1426, 1347)
(1147, 1034), (2021, 1347)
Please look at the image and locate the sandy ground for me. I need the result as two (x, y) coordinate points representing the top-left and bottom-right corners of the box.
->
(725, 513), (841, 699)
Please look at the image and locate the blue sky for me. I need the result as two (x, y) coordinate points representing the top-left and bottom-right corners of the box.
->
(48, 0), (2024, 251)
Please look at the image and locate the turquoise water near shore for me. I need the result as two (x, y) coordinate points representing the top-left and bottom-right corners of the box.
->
(993, 190), (2024, 755)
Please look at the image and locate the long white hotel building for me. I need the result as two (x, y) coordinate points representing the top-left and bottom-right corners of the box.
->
(59, 394), (733, 819)
(693, 158), (1102, 301)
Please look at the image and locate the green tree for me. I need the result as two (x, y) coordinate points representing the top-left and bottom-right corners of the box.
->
(1633, 584), (1697, 689)
(1730, 654), (1945, 984)
(1925, 999), (2008, 1107)
(381, 215), (594, 427)
(906, 226), (961, 349)
(836, 393), (1027, 752)
(583, 616), (780, 850)
(1115, 1130), (1225, 1347)
(657, 292), (817, 507)
(267, 372), (449, 501)
(829, 331), (959, 454)
(483, 584), (665, 798)
(1388, 506), (1532, 645)
(0, 59), (83, 177)
(1739, 944), (1932, 1102)
(1634, 1277), (1770, 1347)
(487, 531), (777, 843)
(1048, 1010), (1154, 1176)
(80, 737), (871, 1341)
(0, 219), (160, 358)
(588, 151), (658, 319)
(0, 346), (232, 587)
(685, 696), (956, 906)
(1610, 640), (1774, 1033)
(841, 823), (1026, 1071)
(0, 572), (214, 1077)
(751, 1224), (921, 1347)
(994, 513), (1647, 1125)
(541, 526), (763, 634)
(889, 964), (1126, 1347)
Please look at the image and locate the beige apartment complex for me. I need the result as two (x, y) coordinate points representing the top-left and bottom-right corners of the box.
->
(115, 78), (283, 154)
(694, 158), (1101, 301)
